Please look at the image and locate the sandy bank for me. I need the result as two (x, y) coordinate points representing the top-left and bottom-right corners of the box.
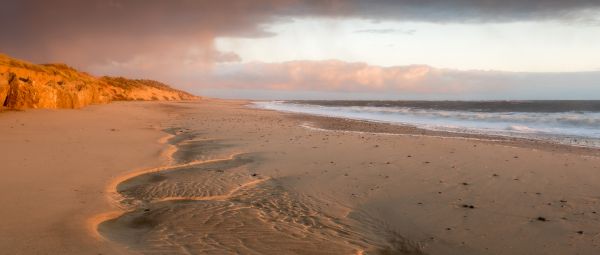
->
(0, 102), (177, 254)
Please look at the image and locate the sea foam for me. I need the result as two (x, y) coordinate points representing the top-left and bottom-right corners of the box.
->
(254, 100), (600, 148)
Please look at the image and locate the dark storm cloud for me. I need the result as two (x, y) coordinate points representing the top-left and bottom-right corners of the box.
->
(346, 0), (600, 23)
(0, 0), (302, 66)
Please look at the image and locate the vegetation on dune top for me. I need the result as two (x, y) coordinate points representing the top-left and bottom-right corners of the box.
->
(0, 53), (197, 109)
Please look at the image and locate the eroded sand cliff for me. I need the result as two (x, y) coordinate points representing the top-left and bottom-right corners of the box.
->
(0, 54), (197, 109)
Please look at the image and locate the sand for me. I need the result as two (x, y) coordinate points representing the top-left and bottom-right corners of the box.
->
(0, 102), (173, 254)
(2, 99), (600, 254)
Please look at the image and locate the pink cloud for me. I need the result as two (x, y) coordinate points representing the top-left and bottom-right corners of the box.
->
(199, 60), (502, 94)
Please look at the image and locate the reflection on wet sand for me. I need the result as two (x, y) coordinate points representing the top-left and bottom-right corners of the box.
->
(97, 128), (422, 255)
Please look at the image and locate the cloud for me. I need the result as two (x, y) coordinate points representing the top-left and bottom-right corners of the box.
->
(1, 0), (599, 95)
(194, 60), (600, 99)
(197, 60), (497, 93)
(1, 0), (599, 67)
(0, 0), (289, 69)
(344, 0), (600, 23)
(354, 29), (416, 35)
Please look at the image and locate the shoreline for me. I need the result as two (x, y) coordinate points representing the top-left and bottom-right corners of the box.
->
(277, 110), (600, 157)
(251, 100), (600, 152)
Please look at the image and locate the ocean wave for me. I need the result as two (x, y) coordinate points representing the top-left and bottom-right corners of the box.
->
(505, 125), (539, 133)
(254, 101), (600, 148)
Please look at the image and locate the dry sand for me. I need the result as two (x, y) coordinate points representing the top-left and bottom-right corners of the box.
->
(2, 99), (600, 254)
(0, 102), (173, 254)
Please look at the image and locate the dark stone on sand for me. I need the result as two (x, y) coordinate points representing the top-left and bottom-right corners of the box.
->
(461, 204), (475, 209)
(536, 216), (547, 222)
(577, 231), (584, 234)
(251, 173), (258, 177)
(462, 182), (469, 186)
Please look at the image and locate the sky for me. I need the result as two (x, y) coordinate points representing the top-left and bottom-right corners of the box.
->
(1, 0), (600, 100)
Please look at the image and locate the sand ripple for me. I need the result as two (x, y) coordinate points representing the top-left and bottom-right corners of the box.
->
(97, 128), (422, 255)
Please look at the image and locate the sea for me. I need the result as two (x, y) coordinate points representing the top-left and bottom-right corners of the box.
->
(254, 100), (600, 148)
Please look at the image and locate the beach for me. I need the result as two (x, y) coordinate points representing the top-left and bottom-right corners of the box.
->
(0, 102), (171, 254)
(2, 99), (600, 254)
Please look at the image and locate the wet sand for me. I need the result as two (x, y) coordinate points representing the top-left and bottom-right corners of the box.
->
(2, 99), (600, 254)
